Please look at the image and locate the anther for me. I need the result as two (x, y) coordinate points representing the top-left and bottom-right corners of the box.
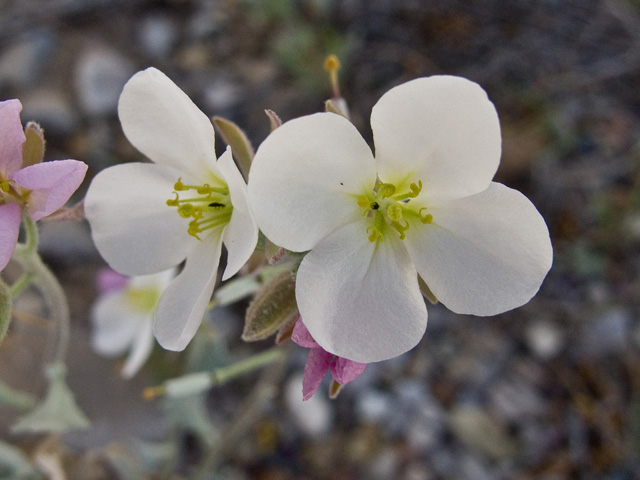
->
(367, 225), (383, 243)
(387, 204), (402, 221)
(174, 178), (187, 191)
(177, 204), (194, 218)
(378, 183), (396, 199)
(409, 180), (422, 198)
(391, 220), (409, 240)
(419, 208), (433, 224)
(357, 196), (370, 208)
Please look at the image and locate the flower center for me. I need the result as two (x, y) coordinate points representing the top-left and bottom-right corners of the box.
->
(124, 285), (162, 313)
(357, 180), (432, 242)
(166, 177), (232, 240)
(0, 177), (26, 207)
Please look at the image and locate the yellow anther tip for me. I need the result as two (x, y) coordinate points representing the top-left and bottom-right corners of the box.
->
(324, 54), (341, 73)
(174, 178), (187, 191)
(142, 386), (164, 400)
(357, 196), (370, 208)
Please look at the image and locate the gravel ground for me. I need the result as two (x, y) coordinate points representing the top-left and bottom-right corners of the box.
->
(1, 1), (640, 479)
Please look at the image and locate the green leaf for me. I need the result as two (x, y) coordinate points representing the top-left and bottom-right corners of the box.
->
(243, 270), (298, 342)
(164, 394), (217, 446)
(0, 440), (39, 479)
(0, 379), (36, 411)
(21, 122), (45, 167)
(12, 363), (90, 434)
(0, 280), (11, 346)
(212, 116), (254, 181)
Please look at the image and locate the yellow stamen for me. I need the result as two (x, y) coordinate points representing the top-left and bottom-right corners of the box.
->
(323, 54), (341, 98)
(387, 204), (403, 222)
(377, 183), (396, 199)
(357, 179), (433, 242)
(419, 208), (433, 224)
(167, 177), (232, 240)
(367, 225), (383, 243)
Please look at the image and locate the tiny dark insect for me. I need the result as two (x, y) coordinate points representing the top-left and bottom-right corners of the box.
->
(372, 202), (380, 210)
(209, 202), (225, 208)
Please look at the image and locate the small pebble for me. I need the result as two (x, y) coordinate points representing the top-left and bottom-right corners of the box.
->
(75, 47), (135, 116)
(284, 374), (333, 437)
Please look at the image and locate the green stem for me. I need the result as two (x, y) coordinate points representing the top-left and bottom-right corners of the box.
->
(191, 348), (288, 479)
(12, 216), (70, 364)
(21, 213), (38, 255)
(10, 272), (35, 298)
(210, 346), (284, 385)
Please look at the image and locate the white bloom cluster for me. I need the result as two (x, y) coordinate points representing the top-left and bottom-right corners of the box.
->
(85, 67), (552, 372)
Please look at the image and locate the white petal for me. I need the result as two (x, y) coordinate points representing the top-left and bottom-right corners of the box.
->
(296, 219), (427, 363)
(118, 67), (221, 179)
(85, 163), (197, 275)
(405, 182), (553, 316)
(91, 292), (144, 355)
(121, 318), (154, 378)
(153, 235), (222, 351)
(248, 113), (377, 252)
(371, 76), (501, 203)
(217, 147), (258, 280)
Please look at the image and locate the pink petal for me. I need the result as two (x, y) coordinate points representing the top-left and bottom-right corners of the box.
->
(291, 317), (320, 349)
(0, 203), (22, 271)
(10, 160), (88, 221)
(302, 348), (333, 401)
(330, 357), (367, 385)
(96, 268), (128, 294)
(0, 99), (25, 176)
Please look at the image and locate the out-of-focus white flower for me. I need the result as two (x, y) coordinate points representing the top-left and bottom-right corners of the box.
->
(91, 268), (175, 378)
(85, 68), (258, 351)
(249, 75), (553, 363)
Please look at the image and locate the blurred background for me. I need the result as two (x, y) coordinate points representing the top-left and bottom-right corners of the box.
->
(1, 0), (639, 478)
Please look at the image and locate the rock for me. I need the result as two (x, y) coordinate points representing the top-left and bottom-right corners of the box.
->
(138, 14), (178, 59)
(284, 374), (333, 437)
(355, 388), (392, 423)
(20, 89), (79, 136)
(204, 77), (242, 113)
(448, 405), (519, 460)
(75, 47), (135, 116)
(489, 378), (546, 422)
(0, 30), (56, 88)
(581, 307), (631, 357)
(525, 320), (564, 359)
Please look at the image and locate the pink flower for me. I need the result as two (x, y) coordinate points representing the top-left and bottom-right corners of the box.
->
(291, 317), (367, 400)
(0, 99), (87, 270)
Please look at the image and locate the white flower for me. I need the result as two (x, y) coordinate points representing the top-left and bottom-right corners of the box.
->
(91, 268), (175, 378)
(248, 75), (553, 364)
(85, 68), (258, 351)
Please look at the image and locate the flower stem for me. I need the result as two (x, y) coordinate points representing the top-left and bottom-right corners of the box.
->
(210, 346), (284, 385)
(10, 272), (35, 298)
(191, 348), (288, 479)
(12, 216), (70, 364)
